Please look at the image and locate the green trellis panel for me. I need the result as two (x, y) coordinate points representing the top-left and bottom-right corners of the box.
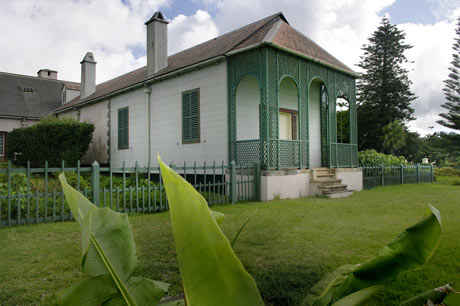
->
(228, 46), (358, 169)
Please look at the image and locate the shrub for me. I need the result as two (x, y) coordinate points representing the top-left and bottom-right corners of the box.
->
(434, 167), (460, 177)
(7, 116), (94, 167)
(358, 149), (407, 166)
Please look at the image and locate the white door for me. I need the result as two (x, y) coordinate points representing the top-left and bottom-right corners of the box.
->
(309, 82), (322, 168)
(279, 112), (292, 140)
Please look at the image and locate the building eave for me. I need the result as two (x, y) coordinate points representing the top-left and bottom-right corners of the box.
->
(226, 42), (360, 78)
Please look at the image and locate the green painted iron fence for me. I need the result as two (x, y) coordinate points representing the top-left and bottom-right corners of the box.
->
(362, 165), (434, 190)
(0, 160), (260, 227)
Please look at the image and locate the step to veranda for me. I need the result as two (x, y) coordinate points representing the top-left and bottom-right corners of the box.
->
(322, 189), (354, 198)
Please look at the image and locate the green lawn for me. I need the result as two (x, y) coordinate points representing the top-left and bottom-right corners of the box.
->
(1, 182), (459, 306)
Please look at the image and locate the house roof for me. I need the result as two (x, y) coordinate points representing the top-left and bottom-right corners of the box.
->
(55, 12), (356, 113)
(0, 71), (79, 119)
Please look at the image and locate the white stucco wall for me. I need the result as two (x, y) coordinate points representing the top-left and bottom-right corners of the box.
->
(236, 77), (259, 140)
(279, 77), (298, 111)
(335, 168), (363, 191)
(59, 100), (109, 165)
(260, 170), (311, 201)
(309, 81), (321, 168)
(110, 89), (149, 167)
(110, 61), (228, 168)
(0, 117), (38, 132)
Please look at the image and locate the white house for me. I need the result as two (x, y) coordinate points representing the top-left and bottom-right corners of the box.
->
(0, 70), (80, 160)
(54, 11), (362, 200)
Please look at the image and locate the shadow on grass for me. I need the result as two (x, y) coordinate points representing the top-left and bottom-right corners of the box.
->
(248, 265), (321, 306)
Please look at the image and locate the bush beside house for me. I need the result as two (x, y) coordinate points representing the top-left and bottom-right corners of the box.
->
(7, 116), (94, 167)
(358, 149), (407, 166)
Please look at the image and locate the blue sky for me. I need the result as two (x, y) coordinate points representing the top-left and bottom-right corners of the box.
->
(0, 0), (459, 135)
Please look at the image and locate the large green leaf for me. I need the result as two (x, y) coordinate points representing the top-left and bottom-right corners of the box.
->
(331, 285), (384, 306)
(303, 205), (442, 306)
(58, 174), (168, 306)
(400, 283), (454, 306)
(158, 157), (265, 306)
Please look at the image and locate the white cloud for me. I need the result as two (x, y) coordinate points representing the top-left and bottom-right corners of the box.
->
(400, 21), (456, 135)
(0, 0), (166, 83)
(168, 10), (219, 55)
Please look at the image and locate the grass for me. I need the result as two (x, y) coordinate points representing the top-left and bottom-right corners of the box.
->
(1, 182), (459, 305)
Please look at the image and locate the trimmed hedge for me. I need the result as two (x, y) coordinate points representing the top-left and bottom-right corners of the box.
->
(7, 116), (94, 167)
(358, 149), (407, 166)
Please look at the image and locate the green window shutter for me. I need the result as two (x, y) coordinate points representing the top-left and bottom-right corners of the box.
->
(182, 89), (200, 143)
(118, 107), (129, 149)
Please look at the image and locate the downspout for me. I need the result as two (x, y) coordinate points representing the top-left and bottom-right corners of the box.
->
(144, 84), (152, 166)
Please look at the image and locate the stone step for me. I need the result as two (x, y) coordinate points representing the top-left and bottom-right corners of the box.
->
(316, 173), (335, 179)
(323, 189), (354, 198)
(318, 184), (348, 192)
(313, 178), (342, 186)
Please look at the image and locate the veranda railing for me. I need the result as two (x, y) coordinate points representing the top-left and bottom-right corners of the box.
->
(0, 160), (261, 227)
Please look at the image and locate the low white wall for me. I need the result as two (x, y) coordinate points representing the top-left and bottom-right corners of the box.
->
(334, 168), (363, 191)
(260, 169), (311, 201)
(260, 167), (363, 201)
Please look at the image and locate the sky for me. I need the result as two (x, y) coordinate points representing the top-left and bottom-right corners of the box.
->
(1, 0), (460, 136)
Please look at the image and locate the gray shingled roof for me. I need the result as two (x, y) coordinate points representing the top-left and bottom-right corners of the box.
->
(55, 12), (356, 113)
(0, 72), (79, 118)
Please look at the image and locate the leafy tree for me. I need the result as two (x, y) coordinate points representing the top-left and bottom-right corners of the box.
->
(395, 128), (424, 163)
(383, 120), (406, 155)
(357, 16), (416, 152)
(438, 17), (460, 135)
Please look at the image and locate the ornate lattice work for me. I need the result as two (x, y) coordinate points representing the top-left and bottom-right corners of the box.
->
(233, 48), (261, 81)
(235, 140), (261, 165)
(279, 140), (301, 168)
(278, 52), (300, 84)
(308, 62), (328, 83)
(228, 46), (358, 169)
(320, 83), (329, 167)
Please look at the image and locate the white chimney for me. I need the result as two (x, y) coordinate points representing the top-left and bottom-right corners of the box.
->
(145, 11), (168, 77)
(80, 52), (96, 99)
(37, 69), (58, 79)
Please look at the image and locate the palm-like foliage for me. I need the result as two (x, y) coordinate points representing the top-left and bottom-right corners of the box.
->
(58, 174), (169, 306)
(302, 205), (441, 306)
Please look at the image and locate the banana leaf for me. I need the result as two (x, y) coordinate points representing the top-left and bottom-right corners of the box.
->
(400, 283), (455, 306)
(303, 205), (442, 306)
(158, 157), (265, 306)
(58, 173), (169, 306)
(331, 285), (384, 306)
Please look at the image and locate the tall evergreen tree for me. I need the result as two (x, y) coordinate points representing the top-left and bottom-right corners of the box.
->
(357, 16), (416, 152)
(438, 17), (460, 133)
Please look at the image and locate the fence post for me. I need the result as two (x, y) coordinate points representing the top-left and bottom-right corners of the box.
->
(431, 164), (434, 183)
(230, 160), (237, 204)
(254, 162), (261, 201)
(400, 165), (404, 185)
(416, 164), (420, 183)
(381, 165), (384, 187)
(92, 161), (100, 206)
